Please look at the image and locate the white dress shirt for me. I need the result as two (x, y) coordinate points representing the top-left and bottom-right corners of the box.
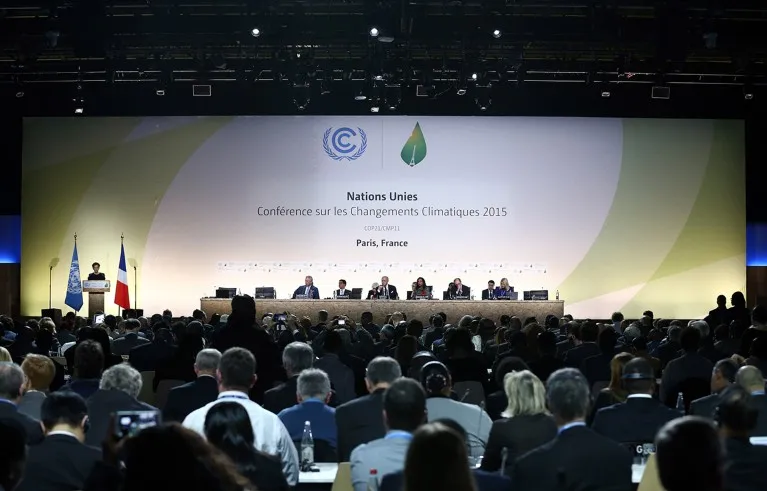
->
(183, 391), (300, 485)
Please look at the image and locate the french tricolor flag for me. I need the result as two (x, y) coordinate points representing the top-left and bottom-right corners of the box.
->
(114, 242), (130, 310)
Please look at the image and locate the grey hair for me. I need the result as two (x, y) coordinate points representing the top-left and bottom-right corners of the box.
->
(366, 356), (402, 385)
(458, 315), (473, 328)
(297, 368), (331, 400)
(691, 320), (710, 339)
(195, 349), (222, 373)
(502, 370), (548, 418)
(0, 362), (24, 399)
(282, 342), (314, 374)
(100, 363), (143, 398)
(624, 324), (642, 341)
(736, 365), (765, 391)
(668, 326), (682, 343)
(546, 368), (591, 422)
(39, 317), (56, 332)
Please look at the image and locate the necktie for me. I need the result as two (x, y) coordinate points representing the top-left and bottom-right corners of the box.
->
(305, 286), (310, 296)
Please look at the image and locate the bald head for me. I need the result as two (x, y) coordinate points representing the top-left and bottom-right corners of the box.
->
(736, 365), (765, 393)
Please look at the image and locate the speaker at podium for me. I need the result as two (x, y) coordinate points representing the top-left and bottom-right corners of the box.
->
(82, 280), (111, 319)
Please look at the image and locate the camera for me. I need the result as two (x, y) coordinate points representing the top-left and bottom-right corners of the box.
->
(113, 410), (161, 440)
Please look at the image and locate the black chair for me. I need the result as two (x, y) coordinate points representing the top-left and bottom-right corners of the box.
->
(293, 439), (338, 463)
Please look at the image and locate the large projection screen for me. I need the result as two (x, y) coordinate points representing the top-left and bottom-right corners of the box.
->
(21, 116), (745, 318)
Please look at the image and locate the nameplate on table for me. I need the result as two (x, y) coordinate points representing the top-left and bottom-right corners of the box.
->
(414, 296), (431, 301)
(294, 294), (308, 300)
(336, 295), (350, 299)
(452, 295), (470, 300)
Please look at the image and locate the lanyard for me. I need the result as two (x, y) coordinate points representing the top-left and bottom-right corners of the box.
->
(218, 394), (249, 401)
(385, 431), (413, 441)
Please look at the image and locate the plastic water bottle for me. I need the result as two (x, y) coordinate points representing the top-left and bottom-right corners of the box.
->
(367, 469), (379, 491)
(556, 290), (560, 300)
(301, 421), (314, 467)
(675, 392), (685, 413)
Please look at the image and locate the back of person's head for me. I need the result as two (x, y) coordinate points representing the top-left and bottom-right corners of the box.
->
(691, 320), (710, 339)
(751, 304), (767, 325)
(194, 348), (221, 375)
(611, 312), (624, 323)
(509, 330), (527, 348)
(432, 315), (444, 328)
(656, 417), (723, 491)
(395, 336), (419, 363)
(631, 336), (649, 352)
(667, 326), (682, 343)
(580, 321), (599, 342)
(714, 358), (739, 385)
(494, 356), (529, 388)
(621, 357), (655, 394)
(406, 320), (424, 338)
(0, 419), (26, 491)
(366, 356), (402, 387)
(407, 351), (436, 381)
(297, 368), (331, 401)
(717, 294), (726, 306)
(219, 348), (256, 391)
(537, 331), (558, 355)
(21, 354), (55, 391)
(716, 385), (759, 437)
(383, 378), (427, 433)
(403, 422), (477, 491)
(360, 311), (373, 324)
(546, 368), (590, 423)
(680, 326), (702, 352)
(502, 370), (547, 418)
(731, 291), (746, 309)
(0, 347), (11, 362)
(282, 342), (314, 375)
(609, 352), (634, 392)
(204, 401), (258, 477)
(419, 361), (451, 397)
(445, 327), (473, 353)
(0, 362), (24, 401)
(123, 423), (254, 491)
(323, 330), (343, 354)
(40, 391), (88, 432)
(597, 328), (617, 353)
(100, 364), (143, 399)
(735, 365), (765, 392)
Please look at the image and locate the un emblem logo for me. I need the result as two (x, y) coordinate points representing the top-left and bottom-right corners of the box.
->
(323, 127), (367, 161)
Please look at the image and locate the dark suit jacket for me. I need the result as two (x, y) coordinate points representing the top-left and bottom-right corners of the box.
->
(481, 288), (494, 300)
(128, 341), (175, 372)
(724, 437), (767, 491)
(689, 392), (721, 419)
(512, 425), (633, 491)
(450, 286), (471, 298)
(381, 469), (510, 491)
(292, 285), (320, 299)
(335, 388), (386, 462)
(591, 396), (680, 443)
(0, 400), (44, 444)
(85, 389), (158, 446)
(334, 289), (352, 298)
(377, 284), (398, 300)
(17, 390), (46, 421)
(240, 451), (290, 491)
(753, 393), (767, 437)
(17, 434), (101, 491)
(87, 273), (106, 280)
(263, 376), (301, 415)
(563, 342), (600, 368)
(162, 375), (219, 422)
(111, 332), (150, 356)
(481, 413), (557, 474)
(707, 307), (729, 329)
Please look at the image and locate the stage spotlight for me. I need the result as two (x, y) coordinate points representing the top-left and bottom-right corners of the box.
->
(251, 27), (261, 38)
(369, 27), (379, 37)
(492, 29), (501, 39)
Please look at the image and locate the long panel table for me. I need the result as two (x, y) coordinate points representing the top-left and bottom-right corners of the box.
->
(200, 298), (564, 325)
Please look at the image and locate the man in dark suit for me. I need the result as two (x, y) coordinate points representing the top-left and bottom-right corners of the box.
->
(735, 365), (767, 436)
(690, 358), (739, 418)
(85, 363), (158, 446)
(128, 327), (176, 372)
(111, 318), (149, 357)
(0, 362), (44, 444)
(655, 416), (723, 491)
(87, 262), (105, 280)
(163, 348), (221, 422)
(707, 294), (729, 331)
(562, 321), (600, 368)
(512, 368), (632, 491)
(264, 342), (313, 414)
(449, 278), (471, 298)
(481, 280), (496, 300)
(716, 385), (767, 491)
(580, 328), (617, 387)
(292, 275), (320, 299)
(592, 358), (680, 443)
(16, 392), (101, 491)
(336, 356), (402, 462)
(376, 276), (398, 300)
(335, 279), (351, 298)
(659, 327), (713, 404)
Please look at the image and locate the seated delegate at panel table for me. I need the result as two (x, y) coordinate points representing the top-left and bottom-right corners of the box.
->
(292, 275), (319, 299)
(335, 279), (350, 298)
(411, 277), (431, 300)
(495, 278), (514, 299)
(448, 278), (470, 299)
(482, 280), (496, 300)
(374, 276), (398, 300)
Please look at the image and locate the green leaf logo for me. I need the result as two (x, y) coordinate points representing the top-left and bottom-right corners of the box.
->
(400, 122), (427, 166)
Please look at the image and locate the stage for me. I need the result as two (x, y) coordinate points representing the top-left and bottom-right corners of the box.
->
(200, 298), (565, 325)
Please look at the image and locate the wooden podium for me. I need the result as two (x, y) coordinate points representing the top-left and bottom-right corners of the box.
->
(83, 280), (111, 318)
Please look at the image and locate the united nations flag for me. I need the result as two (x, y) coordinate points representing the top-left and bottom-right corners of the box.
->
(64, 241), (83, 312)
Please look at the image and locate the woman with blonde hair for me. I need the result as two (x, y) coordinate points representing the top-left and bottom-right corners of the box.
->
(0, 346), (11, 362)
(480, 370), (557, 473)
(495, 277), (514, 298)
(590, 352), (634, 419)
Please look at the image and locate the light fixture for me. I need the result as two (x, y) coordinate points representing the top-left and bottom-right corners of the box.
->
(492, 29), (501, 39)
(251, 28), (261, 38)
(155, 89), (165, 96)
(73, 94), (84, 114)
(456, 88), (467, 96)
(369, 27), (379, 37)
(373, 74), (383, 81)
(370, 105), (380, 113)
(15, 90), (24, 98)
(471, 72), (478, 81)
(354, 91), (367, 101)
(601, 90), (611, 98)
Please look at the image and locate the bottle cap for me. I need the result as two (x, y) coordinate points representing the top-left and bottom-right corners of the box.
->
(370, 469), (378, 475)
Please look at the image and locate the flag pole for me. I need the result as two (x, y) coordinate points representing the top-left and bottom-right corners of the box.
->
(118, 233), (123, 318)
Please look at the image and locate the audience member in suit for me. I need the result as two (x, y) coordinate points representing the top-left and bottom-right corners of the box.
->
(555, 321), (579, 357)
(0, 362), (44, 445)
(694, 320), (728, 365)
(580, 328), (617, 387)
(728, 292), (753, 339)
(278, 368), (338, 457)
(17, 391), (101, 491)
(350, 378), (426, 491)
(486, 357), (529, 421)
(394, 420), (507, 491)
(652, 326), (682, 368)
(741, 309), (767, 359)
(735, 365), (767, 436)
(511, 368), (633, 491)
(631, 336), (662, 376)
(314, 331), (356, 404)
(481, 370), (557, 475)
(563, 321), (600, 368)
(111, 319), (149, 357)
(359, 311), (380, 339)
(85, 363), (158, 447)
(589, 352), (634, 423)
(264, 342), (315, 414)
(707, 295), (729, 330)
(17, 354), (55, 421)
(64, 327), (123, 372)
(336, 356), (402, 462)
(481, 280), (496, 300)
(153, 325), (204, 391)
(528, 331), (564, 385)
(0, 418), (27, 491)
(128, 328), (175, 372)
(716, 385), (767, 491)
(655, 416), (723, 491)
(204, 401), (289, 491)
(660, 326), (714, 404)
(592, 357), (680, 443)
(61, 340), (103, 400)
(292, 275), (320, 299)
(163, 348), (221, 422)
(690, 358), (739, 418)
